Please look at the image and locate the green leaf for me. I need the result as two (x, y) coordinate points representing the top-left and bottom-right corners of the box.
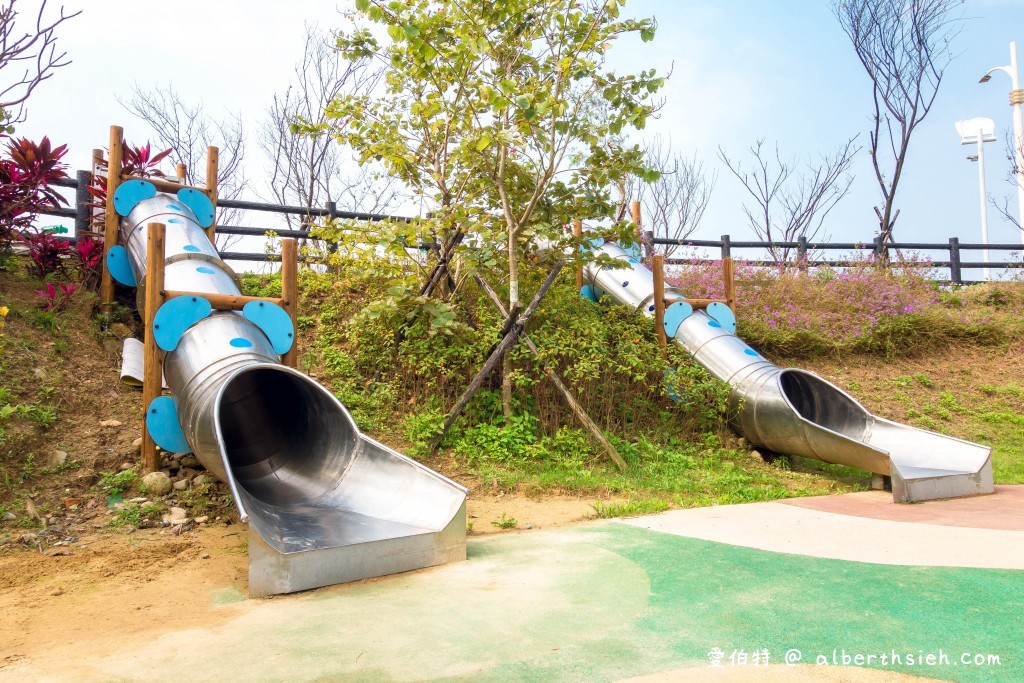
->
(355, 0), (369, 11)
(523, 107), (537, 120)
(387, 24), (404, 42)
(476, 135), (492, 151)
(403, 23), (420, 38)
(516, 95), (530, 109)
(419, 42), (438, 61)
(641, 27), (656, 42)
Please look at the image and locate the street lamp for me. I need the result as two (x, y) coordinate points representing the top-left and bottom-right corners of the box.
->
(956, 117), (997, 280)
(979, 41), (1024, 244)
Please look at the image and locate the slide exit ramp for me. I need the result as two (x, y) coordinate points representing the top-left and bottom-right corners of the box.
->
(582, 241), (993, 503)
(106, 180), (466, 595)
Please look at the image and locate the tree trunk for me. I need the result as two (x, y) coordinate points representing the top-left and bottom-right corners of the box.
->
(502, 236), (519, 417)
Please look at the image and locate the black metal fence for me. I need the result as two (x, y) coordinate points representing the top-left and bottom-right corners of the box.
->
(32, 171), (1024, 285)
(650, 233), (1022, 286)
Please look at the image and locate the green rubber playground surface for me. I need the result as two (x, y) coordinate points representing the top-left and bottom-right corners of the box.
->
(83, 522), (1023, 683)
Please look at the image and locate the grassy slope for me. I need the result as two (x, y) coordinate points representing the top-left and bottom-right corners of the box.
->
(1, 264), (1022, 538)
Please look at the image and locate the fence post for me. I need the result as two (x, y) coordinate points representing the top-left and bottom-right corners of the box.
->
(720, 234), (731, 259)
(74, 169), (91, 237)
(873, 235), (887, 261)
(797, 236), (808, 272)
(324, 201), (339, 257)
(949, 237), (962, 285)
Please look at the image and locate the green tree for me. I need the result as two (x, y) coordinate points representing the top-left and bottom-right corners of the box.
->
(323, 0), (663, 413)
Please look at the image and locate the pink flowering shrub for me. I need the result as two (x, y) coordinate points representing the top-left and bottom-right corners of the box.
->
(665, 251), (942, 355)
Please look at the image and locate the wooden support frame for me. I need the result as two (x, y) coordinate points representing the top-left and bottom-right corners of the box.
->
(161, 292), (285, 311)
(652, 254), (667, 351)
(139, 235), (301, 471)
(280, 238), (299, 368)
(99, 125), (124, 313)
(141, 222), (167, 473)
(122, 174), (204, 194)
(205, 146), (219, 243)
(722, 256), (736, 313)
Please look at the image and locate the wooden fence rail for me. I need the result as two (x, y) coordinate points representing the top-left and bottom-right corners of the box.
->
(32, 172), (1024, 284)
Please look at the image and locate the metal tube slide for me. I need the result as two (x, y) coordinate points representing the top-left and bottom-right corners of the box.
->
(108, 183), (466, 595)
(584, 240), (993, 503)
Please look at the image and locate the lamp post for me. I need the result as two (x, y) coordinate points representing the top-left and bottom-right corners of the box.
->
(956, 117), (997, 280)
(980, 41), (1024, 244)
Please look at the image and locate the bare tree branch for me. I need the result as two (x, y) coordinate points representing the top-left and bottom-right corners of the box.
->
(989, 129), (1023, 233)
(833, 0), (963, 242)
(120, 84), (248, 250)
(257, 23), (404, 234)
(636, 135), (716, 258)
(0, 0), (79, 129)
(719, 138), (859, 263)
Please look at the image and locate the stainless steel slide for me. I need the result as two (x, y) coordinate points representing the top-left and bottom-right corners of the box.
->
(107, 180), (466, 595)
(583, 240), (994, 503)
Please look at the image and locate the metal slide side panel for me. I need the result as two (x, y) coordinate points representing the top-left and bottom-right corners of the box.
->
(247, 499), (468, 597)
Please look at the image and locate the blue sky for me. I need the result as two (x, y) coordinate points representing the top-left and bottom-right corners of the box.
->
(14, 0), (1024, 251)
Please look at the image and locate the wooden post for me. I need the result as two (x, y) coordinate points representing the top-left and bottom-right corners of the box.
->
(723, 256), (736, 314)
(205, 146), (219, 244)
(652, 254), (667, 352)
(573, 219), (583, 292)
(176, 162), (186, 184)
(99, 126), (124, 313)
(90, 149), (105, 233)
(142, 222), (167, 473)
(280, 238), (299, 368)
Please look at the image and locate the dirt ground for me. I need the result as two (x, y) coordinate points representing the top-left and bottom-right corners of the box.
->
(0, 491), (598, 677)
(2, 268), (1021, 681)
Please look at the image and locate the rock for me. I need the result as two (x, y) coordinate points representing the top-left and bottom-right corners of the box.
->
(172, 479), (189, 491)
(163, 507), (188, 525)
(33, 367), (48, 382)
(127, 497), (148, 504)
(194, 516), (209, 524)
(120, 462), (134, 471)
(3, 512), (15, 521)
(110, 323), (133, 338)
(200, 553), (210, 560)
(178, 467), (197, 480)
(47, 449), (68, 468)
(132, 437), (143, 450)
(179, 454), (201, 469)
(101, 338), (120, 354)
(100, 419), (123, 428)
(750, 450), (763, 460)
(737, 437), (749, 448)
(191, 474), (211, 487)
(141, 471), (172, 496)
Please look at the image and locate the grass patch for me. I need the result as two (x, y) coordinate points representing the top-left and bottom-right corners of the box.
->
(591, 497), (671, 518)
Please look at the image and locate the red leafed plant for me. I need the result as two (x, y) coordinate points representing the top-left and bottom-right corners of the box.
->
(19, 226), (73, 278)
(0, 136), (69, 261)
(75, 235), (103, 290)
(35, 281), (77, 312)
(87, 142), (173, 208)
